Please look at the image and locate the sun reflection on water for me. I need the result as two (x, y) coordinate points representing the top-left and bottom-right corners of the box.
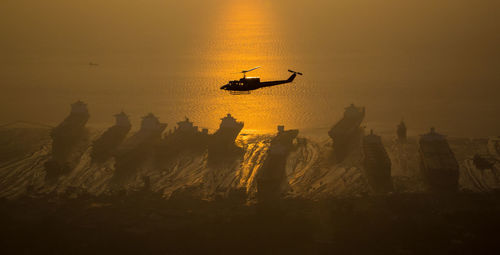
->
(192, 0), (298, 134)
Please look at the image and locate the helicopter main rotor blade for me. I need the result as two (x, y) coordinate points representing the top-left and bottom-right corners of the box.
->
(243, 66), (261, 73)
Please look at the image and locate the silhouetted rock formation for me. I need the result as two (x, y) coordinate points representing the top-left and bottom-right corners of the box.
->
(362, 130), (393, 194)
(112, 113), (166, 184)
(207, 114), (244, 165)
(397, 120), (407, 143)
(257, 126), (298, 207)
(156, 117), (209, 164)
(328, 104), (365, 163)
(418, 128), (459, 192)
(45, 101), (90, 181)
(91, 112), (131, 163)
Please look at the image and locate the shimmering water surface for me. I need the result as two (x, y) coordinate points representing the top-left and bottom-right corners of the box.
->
(1, 0), (499, 137)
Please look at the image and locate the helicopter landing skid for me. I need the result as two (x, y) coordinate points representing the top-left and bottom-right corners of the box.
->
(229, 91), (251, 95)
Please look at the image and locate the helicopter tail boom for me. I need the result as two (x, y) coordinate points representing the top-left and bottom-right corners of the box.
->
(259, 72), (299, 88)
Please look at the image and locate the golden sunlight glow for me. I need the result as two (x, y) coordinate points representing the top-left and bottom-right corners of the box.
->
(197, 0), (297, 134)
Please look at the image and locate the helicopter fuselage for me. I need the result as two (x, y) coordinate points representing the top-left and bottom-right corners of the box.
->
(220, 73), (297, 91)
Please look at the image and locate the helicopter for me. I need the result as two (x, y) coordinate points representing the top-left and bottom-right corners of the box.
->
(220, 67), (302, 93)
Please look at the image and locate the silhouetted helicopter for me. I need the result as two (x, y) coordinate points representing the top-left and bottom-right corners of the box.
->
(220, 67), (302, 93)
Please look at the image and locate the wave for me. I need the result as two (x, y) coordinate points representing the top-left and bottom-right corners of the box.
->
(0, 128), (499, 199)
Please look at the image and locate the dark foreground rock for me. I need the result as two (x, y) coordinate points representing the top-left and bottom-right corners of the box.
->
(1, 192), (500, 254)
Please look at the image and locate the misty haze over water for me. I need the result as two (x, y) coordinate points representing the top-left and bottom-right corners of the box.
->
(1, 0), (499, 137)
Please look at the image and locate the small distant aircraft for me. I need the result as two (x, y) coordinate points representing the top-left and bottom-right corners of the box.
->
(89, 62), (99, 66)
(220, 67), (302, 93)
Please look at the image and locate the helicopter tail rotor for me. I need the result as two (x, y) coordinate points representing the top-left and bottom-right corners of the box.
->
(288, 69), (303, 75)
